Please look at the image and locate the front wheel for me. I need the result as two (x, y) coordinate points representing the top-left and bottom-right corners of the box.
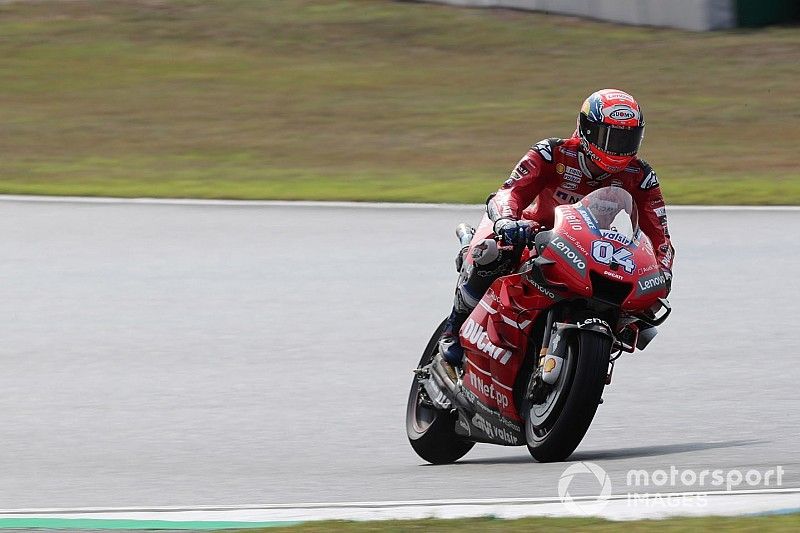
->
(526, 330), (611, 462)
(406, 319), (475, 465)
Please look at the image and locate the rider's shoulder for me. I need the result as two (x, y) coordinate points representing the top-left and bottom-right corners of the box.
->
(626, 157), (655, 173)
(623, 157), (660, 191)
(529, 137), (568, 163)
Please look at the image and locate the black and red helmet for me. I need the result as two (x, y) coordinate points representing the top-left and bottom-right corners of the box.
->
(577, 89), (645, 173)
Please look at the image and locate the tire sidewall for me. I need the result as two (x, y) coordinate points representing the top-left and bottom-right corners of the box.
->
(526, 330), (611, 462)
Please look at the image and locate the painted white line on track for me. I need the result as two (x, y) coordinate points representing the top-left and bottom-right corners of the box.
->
(1, 489), (799, 523)
(0, 195), (480, 210)
(1, 194), (799, 211)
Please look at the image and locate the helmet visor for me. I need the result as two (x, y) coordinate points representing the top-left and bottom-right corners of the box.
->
(579, 113), (644, 156)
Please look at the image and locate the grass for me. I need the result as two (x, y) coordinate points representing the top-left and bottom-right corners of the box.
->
(1, 0), (799, 204)
(233, 514), (800, 532)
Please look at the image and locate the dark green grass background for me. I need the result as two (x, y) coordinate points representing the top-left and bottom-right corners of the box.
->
(1, 0), (798, 203)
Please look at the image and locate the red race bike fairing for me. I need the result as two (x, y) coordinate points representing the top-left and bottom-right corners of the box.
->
(406, 186), (671, 464)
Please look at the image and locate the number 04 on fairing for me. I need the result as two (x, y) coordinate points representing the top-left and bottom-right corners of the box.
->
(407, 187), (671, 464)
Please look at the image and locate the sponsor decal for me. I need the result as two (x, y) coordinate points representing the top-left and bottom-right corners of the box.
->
(610, 179), (623, 187)
(563, 232), (589, 254)
(550, 235), (587, 276)
(530, 279), (557, 299)
(475, 257), (513, 278)
(578, 317), (611, 329)
(653, 205), (669, 231)
(604, 104), (639, 122)
(603, 270), (624, 280)
(485, 288), (502, 305)
(468, 371), (510, 410)
(640, 170), (659, 190)
(592, 198), (621, 216)
(562, 181), (578, 191)
(472, 413), (517, 445)
(500, 417), (522, 432)
(566, 166), (583, 178)
(461, 318), (513, 364)
(591, 240), (636, 274)
(462, 385), (479, 405)
(659, 244), (674, 268)
(564, 174), (581, 184)
(458, 417), (471, 436)
(575, 206), (598, 231)
(600, 229), (632, 246)
(637, 264), (658, 275)
(503, 163), (530, 187)
(556, 163), (565, 174)
(564, 212), (584, 231)
(637, 271), (666, 295)
(554, 189), (584, 205)
(606, 91), (636, 103)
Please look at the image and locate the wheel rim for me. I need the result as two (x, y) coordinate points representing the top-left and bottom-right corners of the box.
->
(527, 342), (575, 443)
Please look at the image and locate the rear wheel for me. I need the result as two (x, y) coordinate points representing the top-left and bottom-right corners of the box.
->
(406, 320), (475, 464)
(526, 330), (611, 462)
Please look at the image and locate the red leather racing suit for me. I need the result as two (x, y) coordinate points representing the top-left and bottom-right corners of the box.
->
(450, 136), (674, 315)
(483, 136), (674, 272)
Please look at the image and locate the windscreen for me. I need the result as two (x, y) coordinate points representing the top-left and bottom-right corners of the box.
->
(578, 187), (639, 243)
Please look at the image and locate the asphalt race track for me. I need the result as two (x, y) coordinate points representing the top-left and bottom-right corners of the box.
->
(0, 198), (798, 510)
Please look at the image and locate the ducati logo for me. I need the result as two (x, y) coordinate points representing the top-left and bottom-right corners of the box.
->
(460, 318), (512, 364)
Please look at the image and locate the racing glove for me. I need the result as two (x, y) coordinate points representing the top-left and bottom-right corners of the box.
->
(493, 219), (537, 245)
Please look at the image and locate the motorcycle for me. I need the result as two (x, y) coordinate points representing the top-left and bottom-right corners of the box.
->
(406, 186), (671, 464)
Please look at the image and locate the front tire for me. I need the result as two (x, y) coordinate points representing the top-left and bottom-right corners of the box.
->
(406, 320), (475, 465)
(526, 330), (611, 462)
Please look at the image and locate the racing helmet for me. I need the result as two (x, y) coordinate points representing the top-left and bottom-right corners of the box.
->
(577, 89), (645, 173)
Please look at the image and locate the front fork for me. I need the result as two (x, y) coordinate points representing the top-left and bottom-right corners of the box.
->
(526, 310), (616, 402)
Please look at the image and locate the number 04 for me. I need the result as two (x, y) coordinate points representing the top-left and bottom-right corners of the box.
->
(591, 241), (635, 273)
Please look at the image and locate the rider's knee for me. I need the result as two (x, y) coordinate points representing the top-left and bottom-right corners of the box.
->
(469, 238), (499, 266)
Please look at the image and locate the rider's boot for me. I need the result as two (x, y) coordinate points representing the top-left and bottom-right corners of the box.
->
(437, 307), (469, 378)
(436, 233), (508, 381)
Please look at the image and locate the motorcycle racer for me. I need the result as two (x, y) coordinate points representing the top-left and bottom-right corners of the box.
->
(438, 89), (675, 373)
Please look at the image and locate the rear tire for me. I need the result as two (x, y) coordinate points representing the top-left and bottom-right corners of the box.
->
(406, 320), (475, 465)
(526, 330), (611, 462)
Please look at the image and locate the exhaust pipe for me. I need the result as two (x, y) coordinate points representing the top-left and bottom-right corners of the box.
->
(456, 223), (475, 247)
(454, 223), (475, 272)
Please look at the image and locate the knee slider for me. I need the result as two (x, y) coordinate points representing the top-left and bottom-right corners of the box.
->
(470, 239), (499, 266)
